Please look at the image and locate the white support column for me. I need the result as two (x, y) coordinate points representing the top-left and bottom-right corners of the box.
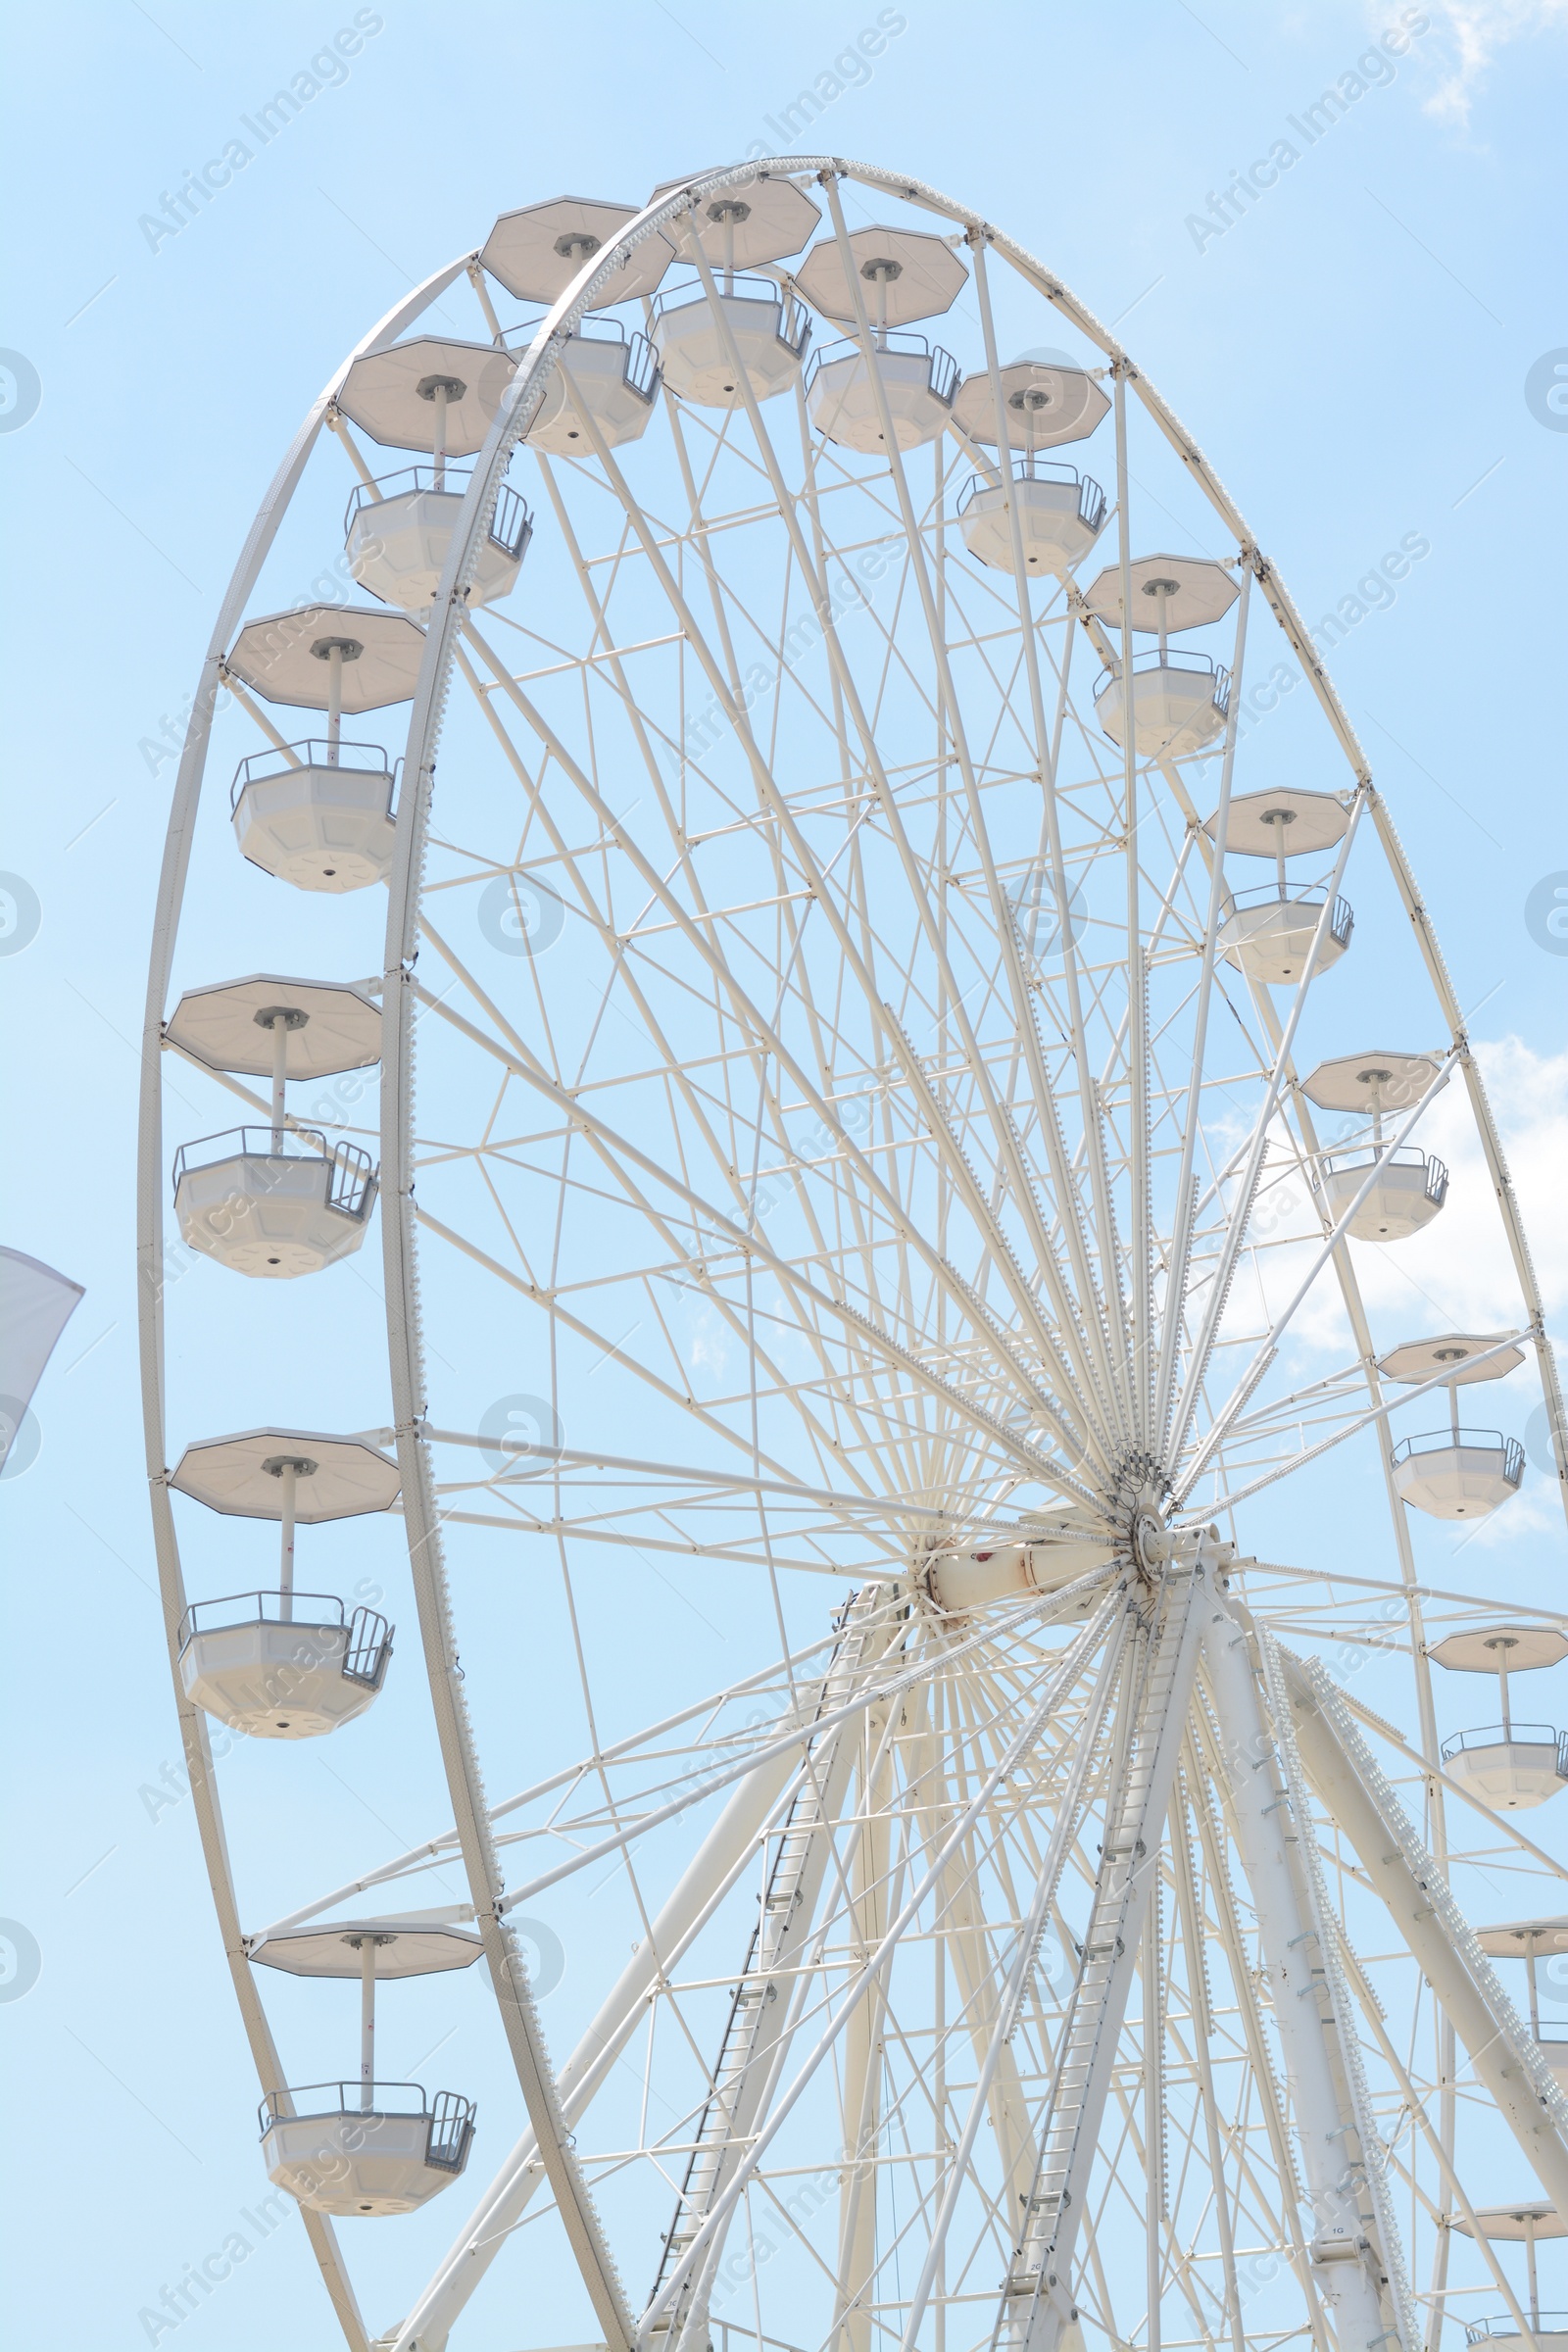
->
(1187, 1710), (1336, 2352)
(897, 1611), (1132, 2352)
(1171, 1772), (1249, 2352)
(833, 1687), (897, 2352)
(1144, 1883), (1163, 2352)
(1200, 1605), (1398, 2352)
(653, 1591), (906, 2352)
(1263, 1636), (1420, 2352)
(1002, 1551), (1211, 2352)
(642, 1593), (1126, 2351)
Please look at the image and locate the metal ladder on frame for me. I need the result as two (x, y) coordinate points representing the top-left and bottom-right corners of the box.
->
(998, 1566), (1204, 2349)
(648, 1589), (892, 2346)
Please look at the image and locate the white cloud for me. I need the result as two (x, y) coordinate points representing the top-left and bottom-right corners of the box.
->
(1184, 1038), (1568, 1559)
(1416, 1), (1568, 126)
(1209, 1033), (1568, 1450)
(1446, 1467), (1558, 1546)
(1347, 1033), (1568, 1333)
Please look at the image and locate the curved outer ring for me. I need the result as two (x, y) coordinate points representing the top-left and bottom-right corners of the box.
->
(135, 249), (472, 2352)
(138, 156), (1568, 2351)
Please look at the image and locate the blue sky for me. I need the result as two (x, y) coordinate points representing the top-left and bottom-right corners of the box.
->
(4, 3), (1568, 2346)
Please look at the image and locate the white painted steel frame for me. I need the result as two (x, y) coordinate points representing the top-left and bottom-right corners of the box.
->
(137, 154), (1568, 2352)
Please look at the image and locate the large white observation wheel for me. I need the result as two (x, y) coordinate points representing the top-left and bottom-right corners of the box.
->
(138, 160), (1568, 2352)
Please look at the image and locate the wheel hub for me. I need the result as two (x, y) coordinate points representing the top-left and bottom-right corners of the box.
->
(1132, 1507), (1170, 1574)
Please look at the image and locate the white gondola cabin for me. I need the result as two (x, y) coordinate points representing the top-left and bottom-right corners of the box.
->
(957, 463), (1106, 577)
(170, 1429), (399, 1737)
(346, 470), (531, 610)
(1455, 2203), (1568, 2350)
(807, 335), (959, 453)
(522, 318), (661, 452)
(1432, 1629), (1568, 1809)
(251, 1922), (480, 2215)
(223, 605), (426, 892)
(1205, 789), (1357, 986)
(653, 278), (810, 407)
(1302, 1051), (1451, 1243)
(167, 977), (381, 1277)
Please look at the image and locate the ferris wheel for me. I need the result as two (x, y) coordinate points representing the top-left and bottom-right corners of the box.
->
(137, 160), (1568, 2352)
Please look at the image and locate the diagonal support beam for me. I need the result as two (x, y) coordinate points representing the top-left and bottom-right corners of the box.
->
(638, 1586), (1127, 2346)
(997, 1545), (1215, 2352)
(391, 1722), (808, 2352)
(1202, 1605), (1407, 2352)
(1279, 1644), (1568, 2212)
(899, 1609), (1132, 2352)
(651, 1586), (906, 2352)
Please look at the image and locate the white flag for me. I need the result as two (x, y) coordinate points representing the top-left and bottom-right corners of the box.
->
(0, 1248), (84, 1469)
